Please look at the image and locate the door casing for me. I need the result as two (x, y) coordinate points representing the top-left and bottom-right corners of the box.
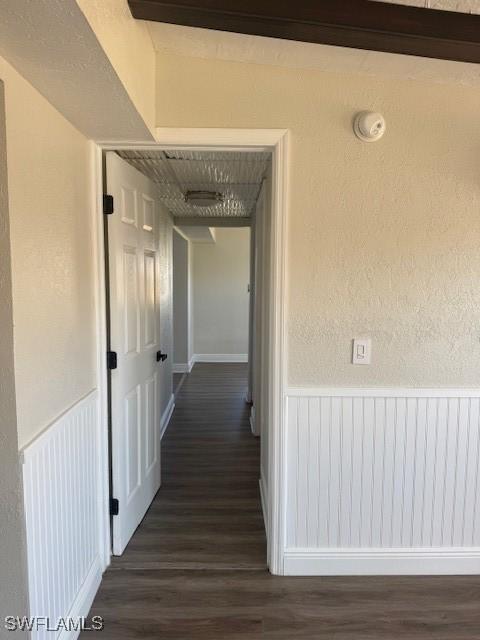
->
(91, 128), (289, 575)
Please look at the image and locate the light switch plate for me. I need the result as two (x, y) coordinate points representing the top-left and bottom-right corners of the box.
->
(352, 338), (371, 365)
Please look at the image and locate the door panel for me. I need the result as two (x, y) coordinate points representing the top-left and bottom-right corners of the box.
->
(123, 247), (139, 356)
(142, 194), (155, 233)
(144, 251), (157, 347)
(107, 152), (162, 555)
(125, 385), (141, 500)
(120, 186), (137, 226)
(145, 373), (157, 471)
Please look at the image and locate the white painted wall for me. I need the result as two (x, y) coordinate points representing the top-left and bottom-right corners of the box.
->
(192, 227), (250, 358)
(0, 54), (96, 450)
(0, 0), (152, 141)
(76, 0), (156, 132)
(156, 51), (480, 389)
(173, 230), (192, 368)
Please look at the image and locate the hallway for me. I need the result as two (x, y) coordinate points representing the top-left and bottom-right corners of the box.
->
(85, 364), (480, 640)
(111, 362), (265, 571)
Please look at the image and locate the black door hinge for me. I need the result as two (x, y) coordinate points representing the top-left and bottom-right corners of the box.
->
(110, 497), (119, 516)
(107, 350), (117, 370)
(103, 194), (114, 215)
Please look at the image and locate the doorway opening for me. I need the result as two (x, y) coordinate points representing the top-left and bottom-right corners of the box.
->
(94, 130), (288, 575)
(172, 224), (250, 390)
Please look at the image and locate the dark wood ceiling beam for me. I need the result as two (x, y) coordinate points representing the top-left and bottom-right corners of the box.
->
(128, 0), (480, 64)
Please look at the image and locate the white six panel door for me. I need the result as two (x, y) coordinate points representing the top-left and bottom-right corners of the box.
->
(106, 152), (162, 555)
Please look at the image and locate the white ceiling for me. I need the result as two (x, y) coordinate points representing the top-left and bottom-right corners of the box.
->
(146, 19), (480, 88)
(372, 0), (480, 12)
(117, 150), (270, 218)
(175, 226), (216, 243)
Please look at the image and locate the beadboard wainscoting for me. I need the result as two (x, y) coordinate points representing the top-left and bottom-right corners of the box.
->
(22, 390), (103, 640)
(284, 389), (480, 575)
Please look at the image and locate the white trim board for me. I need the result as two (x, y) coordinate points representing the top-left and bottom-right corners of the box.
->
(154, 127), (287, 149)
(160, 394), (175, 440)
(283, 548), (480, 576)
(58, 558), (102, 640)
(91, 142), (110, 571)
(287, 387), (480, 398)
(173, 360), (193, 373)
(194, 353), (248, 363)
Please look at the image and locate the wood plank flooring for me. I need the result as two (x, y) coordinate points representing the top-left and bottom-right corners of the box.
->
(85, 363), (480, 639)
(111, 363), (265, 571)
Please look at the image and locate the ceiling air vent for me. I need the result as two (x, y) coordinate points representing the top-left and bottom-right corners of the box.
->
(185, 190), (224, 207)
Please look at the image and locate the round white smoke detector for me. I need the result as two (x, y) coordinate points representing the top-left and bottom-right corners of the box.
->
(353, 111), (386, 142)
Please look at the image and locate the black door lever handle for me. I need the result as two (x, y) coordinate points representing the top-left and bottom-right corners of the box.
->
(156, 351), (168, 362)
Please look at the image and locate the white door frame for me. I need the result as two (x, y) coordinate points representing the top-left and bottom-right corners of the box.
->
(91, 128), (289, 575)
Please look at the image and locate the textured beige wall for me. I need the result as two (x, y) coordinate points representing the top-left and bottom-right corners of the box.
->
(193, 228), (250, 356)
(77, 0), (156, 132)
(156, 52), (480, 387)
(0, 79), (29, 638)
(0, 55), (95, 447)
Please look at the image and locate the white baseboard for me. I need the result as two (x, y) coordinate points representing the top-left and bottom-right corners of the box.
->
(173, 358), (194, 373)
(173, 363), (188, 373)
(283, 547), (480, 576)
(57, 557), (103, 640)
(160, 394), (175, 440)
(194, 353), (248, 363)
(259, 473), (268, 542)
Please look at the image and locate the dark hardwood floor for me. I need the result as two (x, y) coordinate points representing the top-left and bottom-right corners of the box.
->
(85, 363), (480, 639)
(111, 363), (265, 572)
